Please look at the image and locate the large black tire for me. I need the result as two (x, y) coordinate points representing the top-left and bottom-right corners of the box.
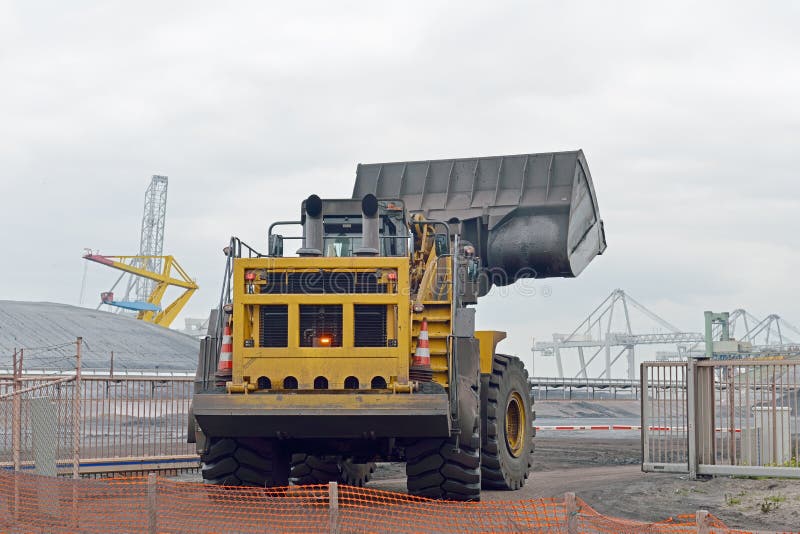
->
(340, 459), (376, 486)
(481, 354), (534, 490)
(405, 425), (481, 500)
(290, 454), (376, 487)
(406, 341), (482, 501)
(405, 398), (481, 501)
(201, 437), (290, 487)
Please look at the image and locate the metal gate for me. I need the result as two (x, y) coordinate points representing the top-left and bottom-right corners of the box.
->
(642, 358), (800, 478)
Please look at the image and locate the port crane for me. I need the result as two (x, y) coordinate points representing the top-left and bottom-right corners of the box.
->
(83, 253), (198, 328)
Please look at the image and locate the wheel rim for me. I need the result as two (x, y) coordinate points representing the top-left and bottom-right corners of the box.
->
(505, 391), (526, 457)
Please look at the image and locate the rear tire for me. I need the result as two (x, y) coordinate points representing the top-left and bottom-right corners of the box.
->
(481, 354), (534, 490)
(201, 437), (289, 487)
(290, 454), (376, 487)
(340, 459), (376, 487)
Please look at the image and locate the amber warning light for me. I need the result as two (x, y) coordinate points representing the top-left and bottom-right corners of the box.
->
(318, 335), (332, 346)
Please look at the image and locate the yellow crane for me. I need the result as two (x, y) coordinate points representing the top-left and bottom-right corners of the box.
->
(83, 253), (199, 328)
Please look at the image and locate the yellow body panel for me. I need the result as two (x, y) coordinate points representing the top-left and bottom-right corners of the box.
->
(231, 256), (413, 391)
(475, 330), (507, 374)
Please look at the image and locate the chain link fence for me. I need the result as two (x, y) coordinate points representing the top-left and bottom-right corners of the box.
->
(0, 355), (79, 476)
(2, 341), (196, 477)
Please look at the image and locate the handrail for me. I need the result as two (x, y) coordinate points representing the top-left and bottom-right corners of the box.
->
(412, 218), (460, 431)
(267, 221), (303, 250)
(214, 237), (265, 357)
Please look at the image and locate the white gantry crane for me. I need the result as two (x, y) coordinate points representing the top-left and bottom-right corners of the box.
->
(533, 289), (703, 380)
(532, 290), (800, 380)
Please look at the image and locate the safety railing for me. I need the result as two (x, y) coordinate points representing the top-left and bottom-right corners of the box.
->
(696, 359), (799, 477)
(642, 358), (800, 478)
(77, 375), (196, 473)
(0, 376), (79, 476)
(641, 362), (689, 473)
(530, 377), (640, 387)
(529, 377), (641, 400)
(1, 372), (196, 476)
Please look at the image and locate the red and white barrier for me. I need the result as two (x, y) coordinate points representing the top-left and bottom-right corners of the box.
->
(535, 425), (641, 431)
(535, 425), (742, 432)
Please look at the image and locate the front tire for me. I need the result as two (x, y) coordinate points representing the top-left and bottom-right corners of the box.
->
(481, 354), (534, 490)
(201, 437), (289, 487)
(405, 410), (481, 501)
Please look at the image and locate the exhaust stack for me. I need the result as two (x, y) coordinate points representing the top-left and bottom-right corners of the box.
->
(298, 194), (324, 257)
(355, 194), (380, 257)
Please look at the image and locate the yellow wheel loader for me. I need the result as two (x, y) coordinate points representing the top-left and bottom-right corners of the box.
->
(190, 150), (606, 500)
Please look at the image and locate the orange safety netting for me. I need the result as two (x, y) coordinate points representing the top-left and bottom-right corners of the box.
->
(0, 471), (757, 533)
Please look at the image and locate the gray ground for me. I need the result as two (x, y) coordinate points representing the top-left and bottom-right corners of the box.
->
(183, 400), (800, 532)
(368, 436), (799, 532)
(368, 399), (799, 533)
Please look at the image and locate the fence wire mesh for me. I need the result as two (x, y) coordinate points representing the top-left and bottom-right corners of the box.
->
(0, 473), (750, 534)
(0, 377), (78, 474)
(1, 373), (195, 476)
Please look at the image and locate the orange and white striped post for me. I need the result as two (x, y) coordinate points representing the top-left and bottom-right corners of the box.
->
(410, 319), (433, 382)
(215, 324), (233, 387)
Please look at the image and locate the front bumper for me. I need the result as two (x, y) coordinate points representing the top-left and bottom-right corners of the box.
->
(193, 391), (451, 439)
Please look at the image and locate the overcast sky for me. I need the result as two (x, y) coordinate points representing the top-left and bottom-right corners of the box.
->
(1, 2), (798, 377)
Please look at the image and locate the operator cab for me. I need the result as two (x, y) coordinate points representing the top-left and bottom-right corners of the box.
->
(269, 195), (410, 258)
(318, 198), (408, 257)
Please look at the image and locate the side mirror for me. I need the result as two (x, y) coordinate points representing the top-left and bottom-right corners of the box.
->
(269, 234), (284, 257)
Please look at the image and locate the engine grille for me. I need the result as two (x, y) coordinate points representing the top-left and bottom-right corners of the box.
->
(354, 305), (387, 347)
(259, 305), (288, 347)
(299, 305), (343, 347)
(261, 272), (386, 294)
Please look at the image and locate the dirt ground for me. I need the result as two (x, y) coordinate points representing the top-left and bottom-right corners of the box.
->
(365, 436), (798, 532)
(182, 400), (799, 532)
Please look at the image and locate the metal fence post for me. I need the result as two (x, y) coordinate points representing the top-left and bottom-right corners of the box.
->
(695, 360), (715, 471)
(72, 337), (82, 479)
(687, 357), (697, 479)
(12, 349), (21, 472)
(12, 353), (20, 526)
(148, 472), (158, 534)
(11, 348), (21, 527)
(565, 492), (578, 534)
(696, 509), (709, 534)
(329, 481), (339, 534)
(688, 355), (715, 479)
(640, 363), (648, 468)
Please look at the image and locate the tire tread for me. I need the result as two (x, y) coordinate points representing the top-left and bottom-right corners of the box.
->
(480, 354), (534, 490)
